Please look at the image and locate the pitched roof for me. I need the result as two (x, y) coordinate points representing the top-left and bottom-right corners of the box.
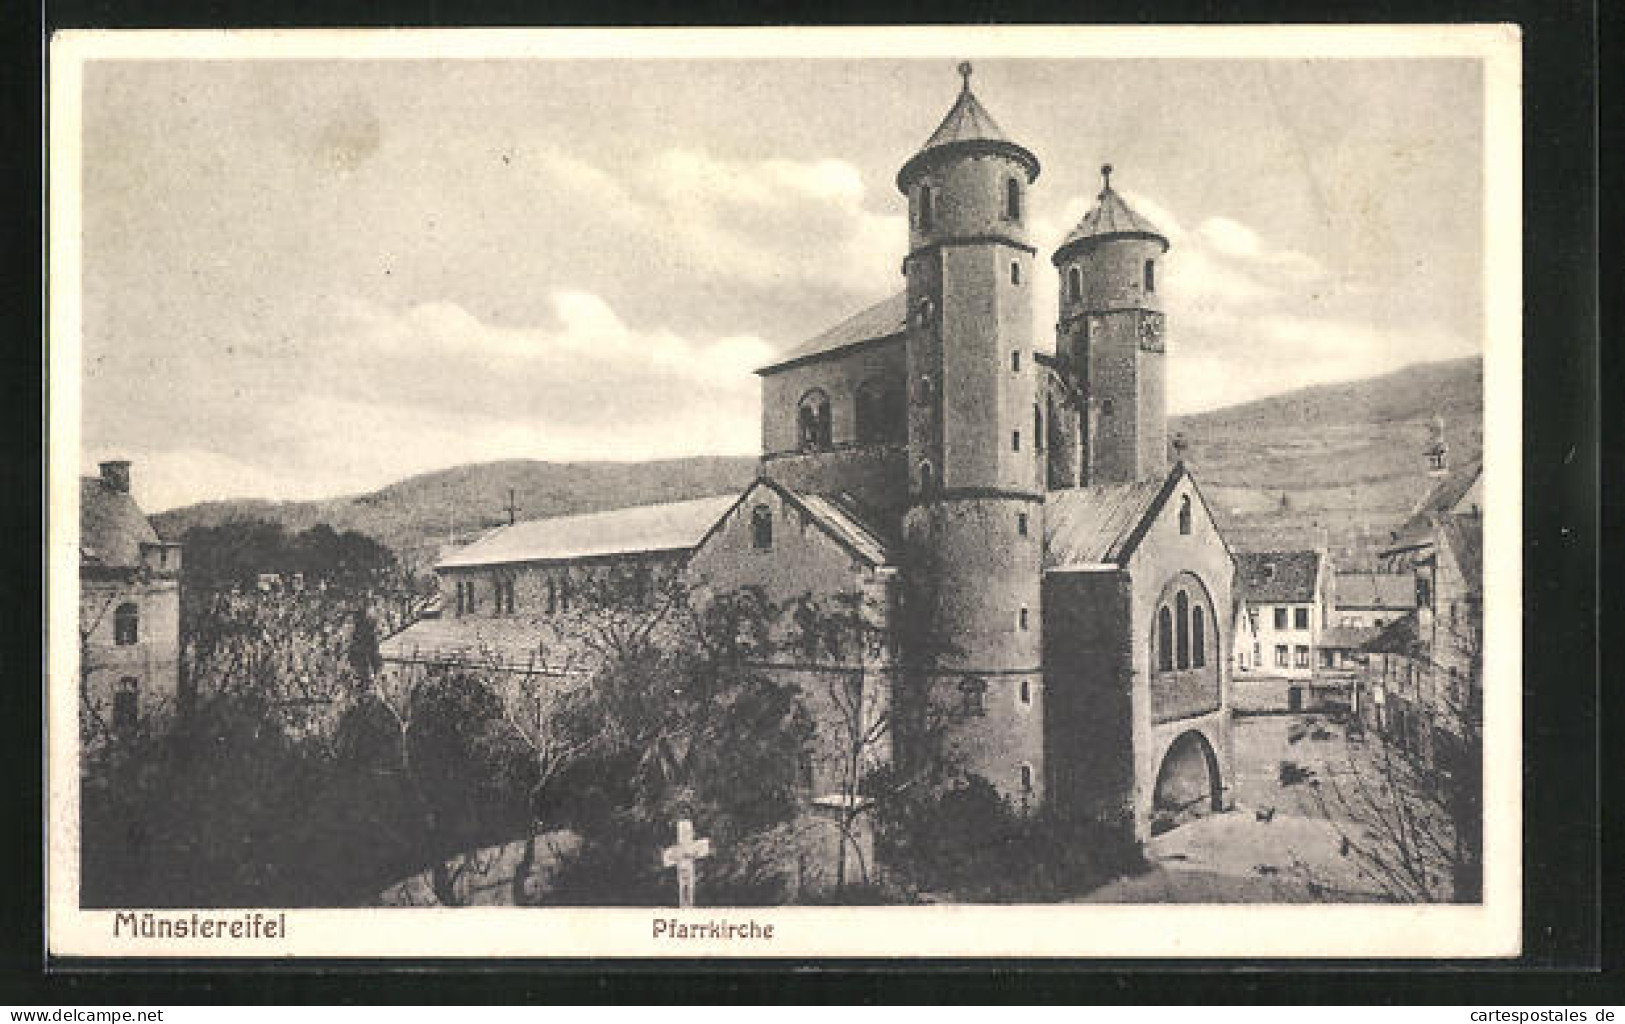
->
(1053, 175), (1169, 263)
(436, 494), (737, 570)
(1043, 478), (1166, 568)
(896, 67), (1039, 189)
(80, 476), (160, 568)
(790, 490), (894, 566)
(756, 292), (906, 375)
(1235, 550), (1322, 604)
(1389, 461), (1482, 550)
(1334, 572), (1416, 610)
(1320, 624), (1380, 651)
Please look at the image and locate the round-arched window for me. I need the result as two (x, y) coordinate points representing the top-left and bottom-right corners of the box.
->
(798, 389), (832, 450)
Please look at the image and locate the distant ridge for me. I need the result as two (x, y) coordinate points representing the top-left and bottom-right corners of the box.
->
(153, 356), (1481, 568)
(151, 456), (759, 565)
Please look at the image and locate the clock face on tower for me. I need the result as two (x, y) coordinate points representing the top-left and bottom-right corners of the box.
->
(1138, 311), (1166, 352)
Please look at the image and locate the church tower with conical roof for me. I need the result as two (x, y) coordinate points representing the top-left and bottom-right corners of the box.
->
(897, 64), (1046, 802)
(1053, 166), (1171, 485)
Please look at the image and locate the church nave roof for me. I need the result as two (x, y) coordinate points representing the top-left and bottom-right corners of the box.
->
(755, 291), (907, 376)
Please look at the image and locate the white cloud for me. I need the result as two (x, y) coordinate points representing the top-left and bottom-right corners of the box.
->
(536, 148), (902, 295)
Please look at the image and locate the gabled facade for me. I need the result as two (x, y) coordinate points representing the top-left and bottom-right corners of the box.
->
(79, 461), (183, 742)
(1234, 550), (1331, 681)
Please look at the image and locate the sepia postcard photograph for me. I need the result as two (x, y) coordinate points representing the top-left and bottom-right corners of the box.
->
(47, 25), (1523, 959)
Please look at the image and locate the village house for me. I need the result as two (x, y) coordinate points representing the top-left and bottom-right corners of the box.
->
(1232, 550), (1332, 706)
(78, 460), (183, 741)
(1358, 445), (1483, 757)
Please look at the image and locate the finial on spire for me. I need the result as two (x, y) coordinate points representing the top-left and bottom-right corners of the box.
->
(1101, 163), (1114, 193)
(958, 61), (973, 88)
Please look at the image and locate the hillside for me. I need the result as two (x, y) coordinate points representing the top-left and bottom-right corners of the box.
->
(152, 456), (759, 566)
(1171, 356), (1482, 562)
(153, 357), (1482, 570)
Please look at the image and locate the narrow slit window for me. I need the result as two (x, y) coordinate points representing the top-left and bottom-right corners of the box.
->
(1068, 266), (1082, 301)
(1011, 350), (1021, 372)
(919, 186), (935, 231)
(1012, 430), (1021, 452)
(1144, 258), (1156, 293)
(1006, 178), (1022, 221)
(1016, 512), (1028, 537)
(751, 504), (773, 550)
(1010, 261), (1021, 285)
(1019, 606), (1029, 631)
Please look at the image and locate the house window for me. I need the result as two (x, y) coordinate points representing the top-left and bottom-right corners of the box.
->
(1175, 591), (1191, 669)
(1179, 494), (1192, 535)
(1253, 642), (1261, 664)
(1294, 607), (1309, 630)
(1192, 606), (1206, 668)
(1101, 398), (1114, 416)
(1005, 178), (1022, 221)
(114, 602), (139, 646)
(918, 186), (935, 231)
(113, 677), (139, 733)
(1067, 266), (1082, 301)
(1019, 678), (1032, 704)
(1274, 607), (1289, 630)
(1011, 350), (1021, 372)
(1012, 430), (1021, 453)
(797, 389), (832, 450)
(1010, 261), (1021, 286)
(1144, 258), (1156, 293)
(455, 582), (466, 616)
(1374, 617), (1385, 628)
(1157, 607), (1174, 671)
(1294, 645), (1310, 669)
(1016, 512), (1028, 537)
(1275, 644), (1289, 668)
(751, 504), (773, 549)
(959, 676), (987, 717)
(1019, 606), (1030, 631)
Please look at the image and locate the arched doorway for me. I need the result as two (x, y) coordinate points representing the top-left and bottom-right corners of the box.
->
(1151, 730), (1222, 834)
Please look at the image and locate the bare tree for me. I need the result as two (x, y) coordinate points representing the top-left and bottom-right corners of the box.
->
(1296, 608), (1482, 903)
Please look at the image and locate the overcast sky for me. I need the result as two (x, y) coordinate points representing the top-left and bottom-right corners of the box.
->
(77, 56), (1484, 511)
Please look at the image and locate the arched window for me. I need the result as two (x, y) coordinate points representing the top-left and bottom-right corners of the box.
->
(959, 676), (986, 717)
(114, 677), (139, 732)
(918, 460), (936, 495)
(751, 504), (773, 549)
(1192, 606), (1206, 668)
(1179, 494), (1192, 535)
(1006, 178), (1022, 221)
(1157, 607), (1174, 671)
(918, 186), (935, 231)
(797, 389), (832, 450)
(1176, 591), (1191, 669)
(114, 602), (138, 646)
(1144, 258), (1156, 293)
(1068, 266), (1083, 301)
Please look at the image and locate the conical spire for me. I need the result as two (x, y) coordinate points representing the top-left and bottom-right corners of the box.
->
(1053, 164), (1169, 263)
(897, 63), (1039, 191)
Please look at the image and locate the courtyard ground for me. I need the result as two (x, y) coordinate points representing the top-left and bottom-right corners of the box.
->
(1081, 712), (1398, 903)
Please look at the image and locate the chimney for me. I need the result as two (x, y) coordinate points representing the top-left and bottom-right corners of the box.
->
(99, 460), (131, 494)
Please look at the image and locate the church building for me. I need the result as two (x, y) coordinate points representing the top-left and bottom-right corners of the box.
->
(393, 65), (1236, 844)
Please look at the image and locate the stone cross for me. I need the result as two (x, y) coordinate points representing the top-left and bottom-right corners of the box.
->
(660, 818), (712, 908)
(501, 488), (521, 526)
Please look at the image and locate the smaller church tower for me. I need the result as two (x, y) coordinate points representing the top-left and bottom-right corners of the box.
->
(1052, 166), (1171, 485)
